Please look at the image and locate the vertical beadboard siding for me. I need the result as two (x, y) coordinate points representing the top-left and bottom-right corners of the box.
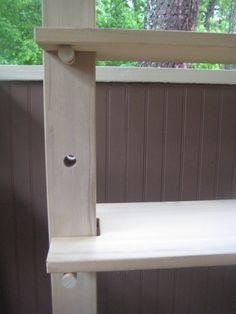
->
(96, 83), (236, 314)
(0, 82), (51, 314)
(1, 82), (236, 314)
(0, 83), (19, 314)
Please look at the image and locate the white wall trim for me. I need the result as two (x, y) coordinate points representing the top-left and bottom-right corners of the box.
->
(97, 67), (236, 84)
(0, 65), (236, 85)
(0, 65), (44, 81)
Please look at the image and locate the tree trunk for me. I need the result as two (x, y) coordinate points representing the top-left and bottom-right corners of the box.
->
(204, 0), (217, 31)
(142, 0), (200, 67)
(224, 0), (236, 69)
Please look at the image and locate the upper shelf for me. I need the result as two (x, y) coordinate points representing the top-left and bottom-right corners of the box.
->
(35, 28), (236, 64)
(47, 199), (236, 273)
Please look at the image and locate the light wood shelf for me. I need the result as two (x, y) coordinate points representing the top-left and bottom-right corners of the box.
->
(35, 28), (236, 64)
(40, 0), (236, 310)
(47, 199), (236, 273)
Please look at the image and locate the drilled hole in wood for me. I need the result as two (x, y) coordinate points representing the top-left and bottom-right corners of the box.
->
(64, 154), (76, 167)
(96, 218), (101, 236)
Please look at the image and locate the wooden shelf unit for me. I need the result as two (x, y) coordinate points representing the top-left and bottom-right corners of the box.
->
(37, 3), (236, 311)
(35, 27), (236, 64)
(47, 200), (236, 273)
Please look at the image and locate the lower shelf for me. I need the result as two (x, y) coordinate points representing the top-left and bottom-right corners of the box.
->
(47, 199), (236, 273)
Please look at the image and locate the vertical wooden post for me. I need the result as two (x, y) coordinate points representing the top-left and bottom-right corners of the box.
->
(43, 0), (97, 313)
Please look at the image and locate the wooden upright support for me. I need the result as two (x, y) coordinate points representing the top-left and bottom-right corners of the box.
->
(39, 1), (236, 312)
(43, 0), (97, 313)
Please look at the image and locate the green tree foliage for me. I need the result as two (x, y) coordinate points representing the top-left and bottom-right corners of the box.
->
(192, 0), (236, 69)
(0, 0), (42, 64)
(96, 0), (146, 66)
(198, 0), (236, 33)
(0, 0), (235, 68)
(96, 0), (146, 29)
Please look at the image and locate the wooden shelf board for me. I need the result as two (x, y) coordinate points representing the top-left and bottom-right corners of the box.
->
(47, 199), (236, 273)
(35, 28), (236, 64)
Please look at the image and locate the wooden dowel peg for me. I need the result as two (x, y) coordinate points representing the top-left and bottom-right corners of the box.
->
(58, 46), (75, 64)
(62, 272), (77, 289)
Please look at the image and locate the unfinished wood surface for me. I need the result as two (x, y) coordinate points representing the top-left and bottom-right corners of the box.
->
(47, 200), (236, 273)
(44, 52), (96, 237)
(35, 28), (236, 64)
(43, 0), (97, 313)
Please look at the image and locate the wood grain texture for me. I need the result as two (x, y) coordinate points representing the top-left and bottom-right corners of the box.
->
(43, 0), (97, 313)
(42, 0), (95, 28)
(44, 51), (96, 237)
(47, 200), (236, 273)
(35, 28), (236, 64)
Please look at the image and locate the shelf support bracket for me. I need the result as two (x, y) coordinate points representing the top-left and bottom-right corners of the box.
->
(58, 45), (75, 64)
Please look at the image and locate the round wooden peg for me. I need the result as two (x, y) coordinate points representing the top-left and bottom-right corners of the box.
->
(62, 272), (77, 289)
(58, 46), (75, 64)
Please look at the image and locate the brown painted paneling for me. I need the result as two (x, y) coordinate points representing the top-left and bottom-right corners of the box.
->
(0, 81), (236, 314)
(0, 82), (51, 314)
